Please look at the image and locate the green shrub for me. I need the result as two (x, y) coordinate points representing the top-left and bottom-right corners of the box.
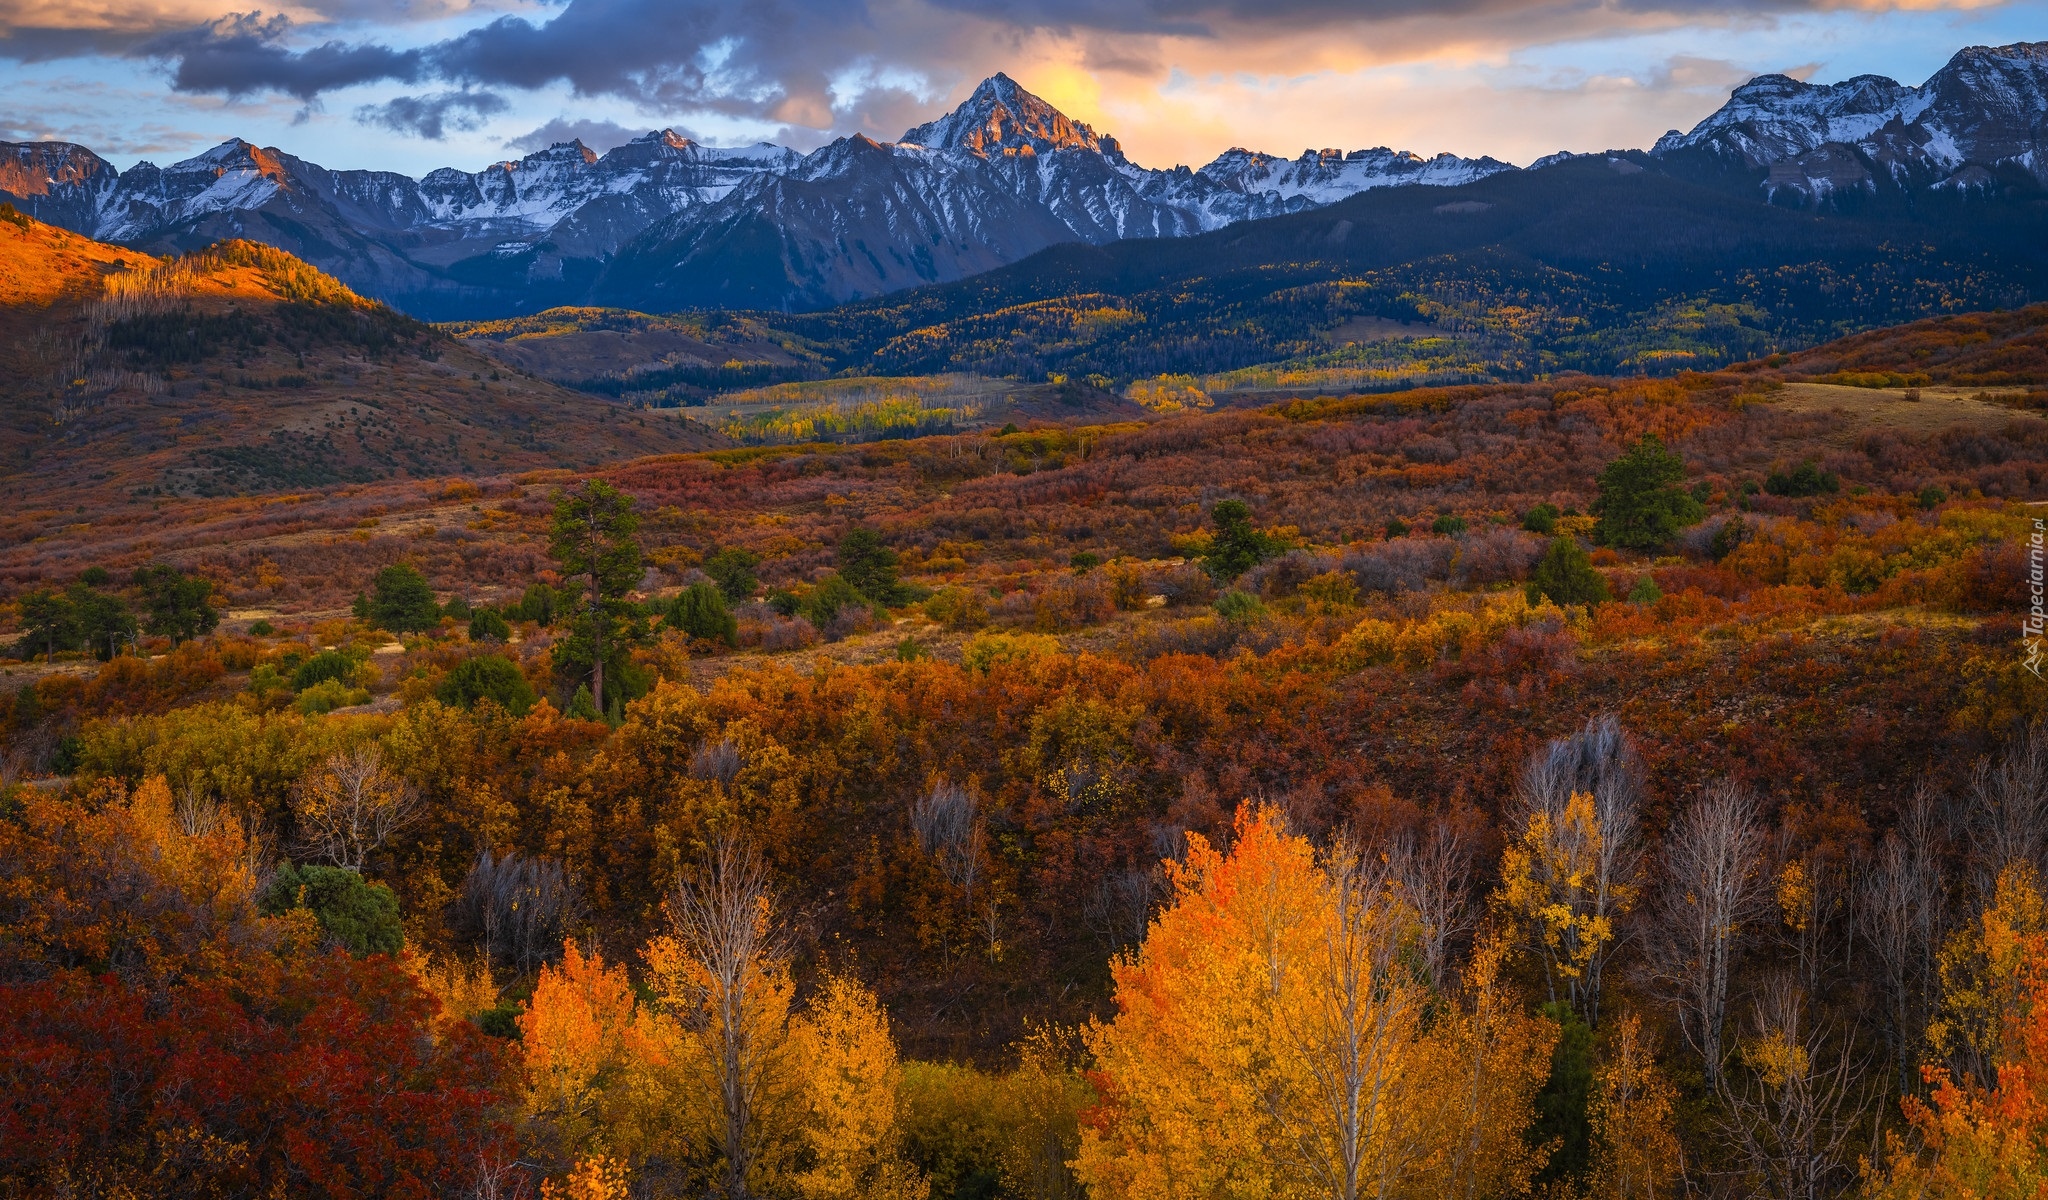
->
(1627, 575), (1663, 605)
(1592, 434), (1703, 551)
(260, 863), (403, 956)
(367, 563), (440, 633)
(509, 582), (563, 626)
(703, 547), (762, 604)
(1069, 551), (1102, 573)
(803, 574), (869, 625)
(296, 679), (369, 715)
(1531, 1001), (1596, 1191)
(468, 607), (512, 643)
(475, 1004), (522, 1039)
(1430, 514), (1469, 536)
(290, 648), (364, 691)
(1764, 461), (1841, 498)
(1213, 590), (1265, 623)
(1522, 503), (1560, 534)
(671, 583), (738, 645)
(1527, 537), (1611, 608)
(246, 662), (290, 697)
(1384, 518), (1409, 539)
(1918, 484), (1948, 510)
(435, 654), (537, 715)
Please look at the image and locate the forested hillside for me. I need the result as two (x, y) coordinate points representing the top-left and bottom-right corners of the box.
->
(0, 210), (724, 509)
(3, 294), (2048, 1198)
(762, 155), (2048, 383)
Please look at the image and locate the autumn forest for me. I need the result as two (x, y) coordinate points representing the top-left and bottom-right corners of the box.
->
(4, 202), (2048, 1200)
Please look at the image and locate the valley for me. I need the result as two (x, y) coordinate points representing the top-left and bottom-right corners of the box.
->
(4, 36), (2048, 1200)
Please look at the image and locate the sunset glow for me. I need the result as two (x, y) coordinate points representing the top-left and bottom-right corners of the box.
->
(0, 0), (2041, 172)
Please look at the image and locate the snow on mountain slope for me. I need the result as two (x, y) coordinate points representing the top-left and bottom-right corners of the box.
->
(593, 74), (1517, 310)
(1654, 42), (2048, 199)
(0, 141), (121, 232)
(0, 72), (1512, 316)
(0, 79), (1505, 316)
(900, 73), (1120, 157)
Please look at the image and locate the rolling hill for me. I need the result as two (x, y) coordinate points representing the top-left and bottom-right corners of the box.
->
(681, 150), (2048, 386)
(0, 209), (725, 513)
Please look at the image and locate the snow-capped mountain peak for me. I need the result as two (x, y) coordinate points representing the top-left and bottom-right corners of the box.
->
(899, 73), (1118, 158)
(1653, 41), (2048, 198)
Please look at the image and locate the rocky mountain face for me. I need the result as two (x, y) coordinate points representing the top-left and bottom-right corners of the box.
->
(1652, 42), (2048, 202)
(0, 73), (1509, 317)
(6, 45), (2044, 318)
(0, 131), (800, 316)
(594, 75), (1516, 311)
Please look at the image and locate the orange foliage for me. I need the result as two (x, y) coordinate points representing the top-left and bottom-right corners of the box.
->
(1874, 929), (2048, 1200)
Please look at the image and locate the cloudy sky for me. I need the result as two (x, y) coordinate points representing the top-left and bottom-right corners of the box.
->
(0, 0), (2041, 176)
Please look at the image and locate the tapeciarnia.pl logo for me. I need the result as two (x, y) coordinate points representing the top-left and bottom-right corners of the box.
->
(2029, 513), (2046, 679)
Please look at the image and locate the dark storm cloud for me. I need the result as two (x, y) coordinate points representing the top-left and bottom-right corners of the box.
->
(922, 0), (1813, 32)
(130, 0), (870, 127)
(505, 116), (658, 154)
(427, 0), (874, 122)
(137, 13), (422, 100)
(119, 0), (1899, 127)
(354, 88), (507, 138)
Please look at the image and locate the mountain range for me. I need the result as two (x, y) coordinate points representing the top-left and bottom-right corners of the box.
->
(1652, 41), (2048, 201)
(0, 74), (1509, 319)
(2, 43), (2046, 321)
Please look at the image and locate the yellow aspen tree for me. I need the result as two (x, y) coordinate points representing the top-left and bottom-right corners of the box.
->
(1494, 792), (1635, 1023)
(646, 837), (805, 1198)
(541, 1155), (632, 1200)
(1587, 1013), (1682, 1200)
(1079, 806), (1442, 1200)
(1868, 929), (2048, 1200)
(1507, 716), (1645, 1026)
(1404, 934), (1556, 1200)
(1273, 834), (1429, 1200)
(403, 947), (499, 1024)
(124, 774), (262, 919)
(1077, 805), (1326, 1200)
(1928, 864), (2048, 1087)
(789, 973), (929, 1200)
(521, 943), (653, 1150)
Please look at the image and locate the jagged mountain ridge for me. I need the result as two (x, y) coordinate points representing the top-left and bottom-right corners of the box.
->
(594, 74), (1520, 311)
(0, 73), (1510, 318)
(6, 46), (2048, 319)
(1, 132), (800, 314)
(1651, 41), (2048, 201)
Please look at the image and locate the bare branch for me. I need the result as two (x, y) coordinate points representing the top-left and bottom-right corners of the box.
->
(1390, 818), (1476, 993)
(666, 836), (788, 1200)
(911, 780), (985, 903)
(454, 850), (586, 978)
(1646, 780), (1770, 1088)
(290, 746), (418, 872)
